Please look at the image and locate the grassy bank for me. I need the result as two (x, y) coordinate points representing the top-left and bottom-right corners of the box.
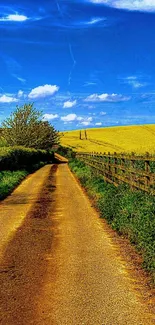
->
(0, 146), (54, 200)
(0, 170), (28, 200)
(0, 160), (50, 201)
(69, 158), (155, 283)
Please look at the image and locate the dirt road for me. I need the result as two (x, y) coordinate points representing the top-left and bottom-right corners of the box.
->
(0, 164), (155, 324)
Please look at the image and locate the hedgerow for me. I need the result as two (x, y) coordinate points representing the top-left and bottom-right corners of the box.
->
(0, 146), (54, 171)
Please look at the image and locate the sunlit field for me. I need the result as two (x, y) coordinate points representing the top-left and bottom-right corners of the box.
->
(60, 124), (155, 154)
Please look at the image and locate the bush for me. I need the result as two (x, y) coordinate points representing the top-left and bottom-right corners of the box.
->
(0, 146), (54, 171)
(56, 145), (76, 159)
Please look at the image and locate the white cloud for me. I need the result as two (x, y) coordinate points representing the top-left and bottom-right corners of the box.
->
(17, 76), (26, 83)
(12, 74), (26, 84)
(63, 100), (77, 108)
(61, 114), (77, 122)
(89, 0), (155, 12)
(84, 93), (130, 102)
(100, 111), (107, 115)
(95, 122), (102, 126)
(86, 17), (105, 25)
(0, 95), (18, 103)
(81, 121), (91, 126)
(77, 116), (83, 121)
(0, 14), (29, 22)
(84, 82), (97, 87)
(61, 114), (93, 125)
(17, 90), (24, 98)
(28, 84), (59, 99)
(125, 76), (146, 88)
(43, 114), (59, 120)
(79, 116), (93, 126)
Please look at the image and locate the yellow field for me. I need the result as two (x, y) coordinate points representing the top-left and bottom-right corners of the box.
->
(60, 124), (155, 154)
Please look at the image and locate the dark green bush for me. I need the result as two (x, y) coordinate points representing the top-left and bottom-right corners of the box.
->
(56, 145), (76, 159)
(0, 146), (54, 171)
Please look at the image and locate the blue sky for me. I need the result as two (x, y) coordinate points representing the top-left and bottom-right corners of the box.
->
(1, 0), (155, 130)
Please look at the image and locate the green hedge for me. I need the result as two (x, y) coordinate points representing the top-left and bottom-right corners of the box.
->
(0, 146), (54, 171)
(56, 145), (76, 159)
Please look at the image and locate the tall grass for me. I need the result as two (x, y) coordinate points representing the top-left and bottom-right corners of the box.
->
(69, 158), (155, 283)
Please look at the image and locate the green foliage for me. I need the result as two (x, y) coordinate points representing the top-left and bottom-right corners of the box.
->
(70, 158), (91, 185)
(0, 170), (28, 200)
(2, 103), (60, 149)
(56, 145), (76, 159)
(0, 137), (8, 147)
(0, 146), (54, 171)
(69, 158), (155, 283)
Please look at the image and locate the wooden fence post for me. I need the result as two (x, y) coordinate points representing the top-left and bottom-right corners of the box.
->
(130, 152), (135, 190)
(121, 156), (125, 177)
(108, 152), (111, 180)
(114, 152), (117, 183)
(145, 152), (151, 189)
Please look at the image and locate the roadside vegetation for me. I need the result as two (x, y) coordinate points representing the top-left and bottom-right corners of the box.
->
(0, 170), (28, 200)
(69, 157), (155, 284)
(0, 103), (59, 199)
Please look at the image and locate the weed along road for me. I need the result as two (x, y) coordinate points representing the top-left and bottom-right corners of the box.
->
(0, 164), (155, 325)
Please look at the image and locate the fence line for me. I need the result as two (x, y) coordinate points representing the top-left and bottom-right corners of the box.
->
(76, 151), (155, 195)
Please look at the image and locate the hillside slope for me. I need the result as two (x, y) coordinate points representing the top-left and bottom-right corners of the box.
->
(60, 124), (155, 154)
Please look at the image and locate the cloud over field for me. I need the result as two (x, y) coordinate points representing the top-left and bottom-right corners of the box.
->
(84, 93), (130, 102)
(0, 95), (18, 103)
(63, 100), (77, 108)
(43, 114), (59, 120)
(89, 0), (155, 12)
(28, 84), (59, 99)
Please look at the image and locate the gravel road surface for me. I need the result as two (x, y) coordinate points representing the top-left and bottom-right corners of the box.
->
(0, 163), (154, 324)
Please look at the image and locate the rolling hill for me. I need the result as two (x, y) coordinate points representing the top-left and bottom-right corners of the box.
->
(60, 124), (155, 154)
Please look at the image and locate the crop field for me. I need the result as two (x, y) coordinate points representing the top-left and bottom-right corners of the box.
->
(60, 124), (155, 154)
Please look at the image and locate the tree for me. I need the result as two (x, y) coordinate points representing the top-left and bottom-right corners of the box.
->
(2, 103), (60, 149)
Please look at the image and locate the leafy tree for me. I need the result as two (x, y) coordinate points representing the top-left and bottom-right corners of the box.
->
(2, 103), (60, 149)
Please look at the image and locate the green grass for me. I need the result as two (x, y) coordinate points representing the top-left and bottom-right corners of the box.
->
(0, 170), (28, 200)
(0, 161), (49, 201)
(0, 145), (54, 200)
(69, 158), (155, 284)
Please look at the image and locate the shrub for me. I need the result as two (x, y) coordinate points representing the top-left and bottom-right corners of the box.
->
(0, 146), (54, 171)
